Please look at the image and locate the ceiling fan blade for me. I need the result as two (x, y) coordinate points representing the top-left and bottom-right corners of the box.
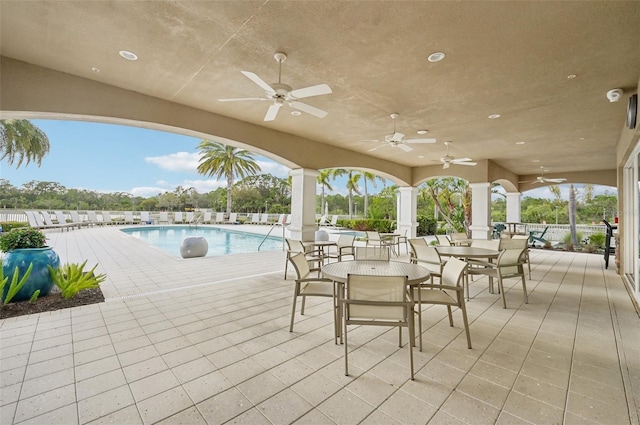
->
(218, 97), (269, 102)
(442, 161), (451, 170)
(241, 71), (275, 93)
(289, 83), (332, 99)
(289, 101), (328, 118)
(454, 161), (477, 166)
(451, 158), (472, 163)
(264, 103), (282, 121)
(405, 138), (437, 144)
(397, 143), (413, 152)
(546, 178), (567, 183)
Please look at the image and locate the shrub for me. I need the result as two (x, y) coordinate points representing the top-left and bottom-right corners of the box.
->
(0, 262), (33, 304)
(49, 261), (106, 299)
(416, 215), (437, 236)
(588, 232), (606, 248)
(0, 228), (47, 252)
(0, 222), (29, 233)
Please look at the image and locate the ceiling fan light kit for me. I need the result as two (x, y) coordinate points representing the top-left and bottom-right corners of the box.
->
(218, 52), (332, 122)
(367, 113), (436, 152)
(439, 141), (477, 169)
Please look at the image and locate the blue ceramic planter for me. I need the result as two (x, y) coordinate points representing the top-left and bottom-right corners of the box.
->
(2, 247), (60, 302)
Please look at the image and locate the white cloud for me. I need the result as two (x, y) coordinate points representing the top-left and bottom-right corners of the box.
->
(144, 152), (199, 172)
(130, 186), (168, 197)
(256, 160), (290, 178)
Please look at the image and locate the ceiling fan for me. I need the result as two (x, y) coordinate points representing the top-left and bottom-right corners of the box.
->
(440, 141), (477, 169)
(218, 52), (332, 122)
(522, 167), (567, 184)
(367, 113), (436, 152)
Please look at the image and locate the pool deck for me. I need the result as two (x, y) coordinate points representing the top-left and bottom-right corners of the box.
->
(1, 224), (639, 424)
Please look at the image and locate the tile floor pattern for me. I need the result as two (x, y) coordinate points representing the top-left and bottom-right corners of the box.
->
(1, 226), (639, 424)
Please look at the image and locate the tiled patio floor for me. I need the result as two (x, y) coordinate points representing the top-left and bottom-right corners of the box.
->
(1, 225), (639, 424)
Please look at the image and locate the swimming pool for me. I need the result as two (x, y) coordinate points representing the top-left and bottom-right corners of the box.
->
(120, 226), (284, 257)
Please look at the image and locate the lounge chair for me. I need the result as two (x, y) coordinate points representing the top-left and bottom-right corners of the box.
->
(226, 213), (238, 224)
(186, 212), (195, 224)
(158, 212), (169, 224)
(260, 213), (270, 225)
(102, 211), (122, 225)
(140, 211), (152, 224)
(87, 211), (102, 226)
(123, 211), (135, 225)
(69, 210), (92, 227)
(54, 211), (81, 230)
(24, 211), (56, 230)
(214, 212), (224, 224)
(202, 211), (212, 224)
(41, 211), (75, 231)
(249, 213), (260, 224)
(174, 212), (184, 224)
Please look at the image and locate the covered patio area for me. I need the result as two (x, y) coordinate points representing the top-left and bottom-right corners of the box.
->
(1, 226), (638, 424)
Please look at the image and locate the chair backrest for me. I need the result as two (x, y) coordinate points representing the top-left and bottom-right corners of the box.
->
(159, 212), (168, 222)
(330, 215), (339, 225)
(441, 257), (468, 288)
(289, 252), (311, 279)
(70, 210), (82, 222)
(408, 238), (428, 255)
(124, 211), (133, 221)
(365, 231), (381, 243)
(499, 237), (528, 250)
(40, 211), (55, 225)
(24, 211), (39, 227)
(54, 211), (67, 225)
(140, 211), (150, 222)
(174, 212), (183, 222)
(186, 212), (195, 222)
(203, 212), (211, 222)
(229, 213), (237, 222)
(251, 213), (260, 223)
(286, 238), (306, 254)
(450, 232), (468, 242)
(285, 214), (292, 224)
(497, 248), (526, 276)
(260, 213), (269, 223)
(277, 214), (285, 224)
(102, 211), (111, 223)
(471, 239), (500, 250)
(215, 212), (224, 222)
(346, 274), (408, 320)
(412, 245), (443, 271)
(87, 211), (98, 222)
(355, 246), (390, 261)
(337, 234), (355, 248)
(31, 211), (46, 227)
(436, 235), (451, 246)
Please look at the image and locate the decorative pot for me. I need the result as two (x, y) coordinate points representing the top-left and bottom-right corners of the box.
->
(2, 247), (60, 302)
(180, 237), (208, 258)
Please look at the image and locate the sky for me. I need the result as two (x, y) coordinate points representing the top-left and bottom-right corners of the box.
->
(0, 119), (616, 200)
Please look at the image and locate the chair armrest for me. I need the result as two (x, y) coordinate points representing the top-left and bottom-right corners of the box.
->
(417, 283), (461, 292)
(296, 277), (334, 284)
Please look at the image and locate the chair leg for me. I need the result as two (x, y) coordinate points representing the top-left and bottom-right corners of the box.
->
(459, 297), (472, 349)
(446, 305), (453, 327)
(521, 275), (529, 304)
(289, 285), (299, 332)
(344, 312), (349, 376)
(498, 276), (507, 309)
(407, 313), (415, 380)
(284, 257), (288, 279)
(301, 295), (306, 315)
(416, 289), (423, 351)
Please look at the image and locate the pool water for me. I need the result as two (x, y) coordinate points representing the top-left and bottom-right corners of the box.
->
(120, 226), (284, 257)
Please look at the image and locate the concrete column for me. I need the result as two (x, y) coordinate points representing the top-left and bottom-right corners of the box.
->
(289, 168), (319, 241)
(506, 192), (522, 224)
(397, 186), (418, 238)
(469, 182), (492, 239)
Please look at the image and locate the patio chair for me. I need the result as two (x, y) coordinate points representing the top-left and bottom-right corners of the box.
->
(436, 234), (451, 246)
(603, 220), (616, 269)
(202, 211), (212, 224)
(214, 212), (224, 223)
(342, 274), (414, 379)
(408, 238), (428, 263)
(326, 235), (355, 262)
(54, 211), (80, 230)
(87, 211), (102, 226)
(468, 247), (528, 309)
(249, 213), (260, 224)
(185, 212), (195, 224)
(174, 212), (184, 224)
(285, 238), (323, 279)
(101, 211), (120, 225)
(410, 244), (445, 284)
(41, 211), (74, 230)
(227, 213), (238, 224)
(354, 246), (390, 261)
(413, 257), (471, 351)
(502, 235), (531, 278)
(24, 211), (56, 230)
(529, 226), (549, 247)
(288, 252), (338, 342)
(69, 210), (92, 227)
(123, 211), (135, 225)
(260, 213), (270, 224)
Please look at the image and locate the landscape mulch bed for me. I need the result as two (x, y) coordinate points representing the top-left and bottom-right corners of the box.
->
(0, 286), (105, 319)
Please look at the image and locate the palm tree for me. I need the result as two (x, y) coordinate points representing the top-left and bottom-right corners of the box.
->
(568, 183), (579, 247)
(361, 171), (385, 218)
(0, 119), (50, 167)
(196, 141), (261, 217)
(346, 171), (361, 218)
(317, 169), (334, 215)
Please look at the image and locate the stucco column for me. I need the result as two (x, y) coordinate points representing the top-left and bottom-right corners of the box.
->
(506, 192), (522, 224)
(397, 186), (418, 238)
(289, 168), (319, 241)
(469, 182), (492, 239)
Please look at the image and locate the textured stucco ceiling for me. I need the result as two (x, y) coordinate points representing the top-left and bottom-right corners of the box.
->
(1, 1), (639, 182)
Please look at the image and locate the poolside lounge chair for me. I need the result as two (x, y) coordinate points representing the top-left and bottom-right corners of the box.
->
(102, 211), (122, 225)
(249, 213), (260, 224)
(186, 212), (195, 224)
(24, 211), (57, 230)
(87, 211), (102, 226)
(54, 211), (81, 230)
(123, 211), (135, 225)
(260, 213), (270, 225)
(69, 210), (92, 227)
(174, 212), (184, 224)
(214, 213), (224, 224)
(41, 211), (75, 231)
(226, 213), (238, 224)
(140, 211), (152, 224)
(201, 212), (212, 224)
(158, 212), (169, 224)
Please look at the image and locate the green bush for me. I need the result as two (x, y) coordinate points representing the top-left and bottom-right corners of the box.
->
(0, 228), (47, 252)
(416, 215), (437, 236)
(0, 222), (29, 233)
(588, 232), (606, 248)
(337, 219), (395, 233)
(49, 261), (106, 299)
(0, 262), (33, 304)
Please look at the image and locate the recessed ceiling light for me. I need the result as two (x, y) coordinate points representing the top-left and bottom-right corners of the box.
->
(291, 110), (301, 116)
(488, 114), (501, 119)
(579, 137), (585, 140)
(515, 141), (525, 145)
(417, 130), (428, 135)
(91, 67), (100, 73)
(418, 155), (424, 159)
(532, 159), (540, 163)
(427, 52), (445, 62)
(119, 50), (138, 61)
(567, 74), (577, 79)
